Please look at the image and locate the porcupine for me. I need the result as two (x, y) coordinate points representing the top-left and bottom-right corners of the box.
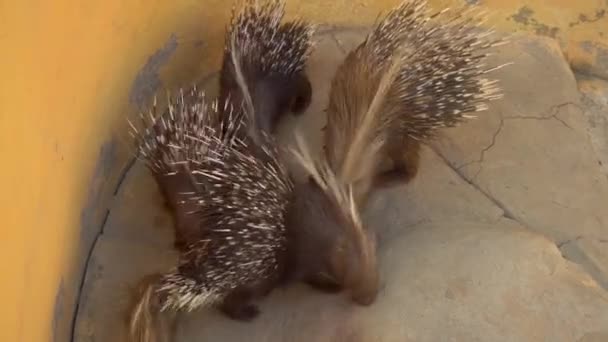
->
(140, 0), (314, 251)
(323, 0), (509, 202)
(215, 0), (379, 305)
(286, 0), (509, 303)
(219, 0), (315, 134)
(127, 87), (295, 342)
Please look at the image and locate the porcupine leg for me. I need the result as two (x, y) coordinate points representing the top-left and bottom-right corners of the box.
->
(220, 288), (260, 321)
(219, 278), (279, 321)
(374, 137), (421, 189)
(289, 73), (312, 115)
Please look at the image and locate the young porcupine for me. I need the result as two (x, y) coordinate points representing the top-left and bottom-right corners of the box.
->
(130, 0), (313, 251)
(127, 88), (295, 342)
(219, 0), (315, 134)
(286, 0), (509, 304)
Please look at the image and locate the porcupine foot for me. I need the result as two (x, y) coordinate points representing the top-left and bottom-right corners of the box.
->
(374, 138), (421, 189)
(219, 279), (279, 322)
(374, 163), (418, 188)
(305, 273), (343, 294)
(220, 290), (260, 321)
(221, 302), (260, 321)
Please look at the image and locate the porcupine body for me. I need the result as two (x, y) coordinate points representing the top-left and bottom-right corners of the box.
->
(219, 0), (315, 134)
(215, 0), (380, 305)
(129, 90), (219, 250)
(324, 0), (507, 203)
(128, 88), (295, 342)
(287, 0), (508, 303)
(129, 0), (313, 251)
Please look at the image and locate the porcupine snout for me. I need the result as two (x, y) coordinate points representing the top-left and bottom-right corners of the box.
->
(347, 228), (379, 306)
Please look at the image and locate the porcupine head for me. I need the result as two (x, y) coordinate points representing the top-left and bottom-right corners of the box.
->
(220, 0), (315, 134)
(286, 133), (379, 306)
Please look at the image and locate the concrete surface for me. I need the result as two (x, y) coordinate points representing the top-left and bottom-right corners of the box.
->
(74, 28), (608, 341)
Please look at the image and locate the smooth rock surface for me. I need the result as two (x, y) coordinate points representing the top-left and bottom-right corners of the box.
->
(576, 75), (608, 177)
(178, 220), (608, 342)
(433, 36), (608, 245)
(74, 29), (608, 342)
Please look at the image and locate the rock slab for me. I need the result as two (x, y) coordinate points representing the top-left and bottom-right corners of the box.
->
(73, 29), (608, 342)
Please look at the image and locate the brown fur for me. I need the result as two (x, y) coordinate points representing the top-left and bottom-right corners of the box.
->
(354, 135), (421, 208)
(280, 37), (410, 306)
(324, 39), (417, 207)
(216, 0), (316, 142)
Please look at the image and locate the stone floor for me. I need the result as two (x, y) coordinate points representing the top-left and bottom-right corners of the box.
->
(74, 28), (608, 342)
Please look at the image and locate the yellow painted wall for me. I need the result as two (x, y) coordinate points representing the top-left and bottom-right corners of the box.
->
(0, 0), (605, 341)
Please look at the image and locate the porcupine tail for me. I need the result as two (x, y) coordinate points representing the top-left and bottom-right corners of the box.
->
(128, 274), (176, 342)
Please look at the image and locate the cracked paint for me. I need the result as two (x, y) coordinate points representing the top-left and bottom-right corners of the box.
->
(509, 6), (560, 38)
(569, 8), (606, 27)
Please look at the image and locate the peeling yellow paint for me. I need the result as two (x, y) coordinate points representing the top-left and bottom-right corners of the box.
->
(0, 0), (605, 341)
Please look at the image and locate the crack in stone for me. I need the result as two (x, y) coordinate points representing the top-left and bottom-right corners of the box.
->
(434, 101), (592, 228)
(430, 146), (522, 223)
(557, 235), (583, 248)
(455, 116), (505, 181)
(558, 235), (608, 248)
(472, 117), (505, 180)
(506, 101), (581, 130)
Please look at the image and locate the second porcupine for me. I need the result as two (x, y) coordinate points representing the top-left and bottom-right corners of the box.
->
(127, 89), (295, 342)
(286, 0), (509, 303)
(323, 0), (509, 202)
(219, 0), (315, 134)
(138, 0), (314, 251)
